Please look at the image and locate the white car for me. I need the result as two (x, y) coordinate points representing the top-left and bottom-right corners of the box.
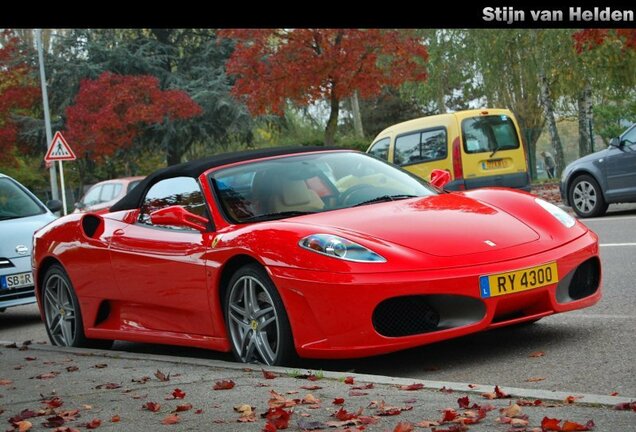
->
(0, 173), (61, 311)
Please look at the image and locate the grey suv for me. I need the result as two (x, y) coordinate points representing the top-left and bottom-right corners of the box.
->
(560, 124), (636, 218)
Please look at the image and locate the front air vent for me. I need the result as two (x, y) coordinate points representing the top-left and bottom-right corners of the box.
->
(81, 214), (104, 239)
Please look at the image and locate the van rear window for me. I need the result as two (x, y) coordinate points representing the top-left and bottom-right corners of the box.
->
(394, 128), (447, 166)
(461, 115), (520, 154)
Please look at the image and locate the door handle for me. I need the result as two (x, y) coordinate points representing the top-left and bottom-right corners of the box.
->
(113, 229), (125, 236)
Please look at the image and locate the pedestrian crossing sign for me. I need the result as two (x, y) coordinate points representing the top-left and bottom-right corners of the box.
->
(44, 131), (76, 162)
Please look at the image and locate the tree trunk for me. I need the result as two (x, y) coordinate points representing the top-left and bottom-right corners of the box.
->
(577, 83), (593, 157)
(324, 91), (340, 146)
(538, 72), (565, 176)
(350, 90), (364, 138)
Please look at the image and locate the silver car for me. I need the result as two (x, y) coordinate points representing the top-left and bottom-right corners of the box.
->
(560, 124), (636, 218)
(0, 173), (61, 311)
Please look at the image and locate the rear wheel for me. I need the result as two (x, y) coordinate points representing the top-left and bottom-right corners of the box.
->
(42, 264), (112, 349)
(569, 175), (608, 218)
(224, 264), (294, 366)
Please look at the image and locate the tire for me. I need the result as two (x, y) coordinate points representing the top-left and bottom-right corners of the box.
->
(568, 174), (608, 218)
(224, 263), (295, 366)
(41, 264), (113, 349)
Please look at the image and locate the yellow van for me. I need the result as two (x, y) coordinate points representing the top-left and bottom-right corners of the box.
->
(367, 108), (530, 191)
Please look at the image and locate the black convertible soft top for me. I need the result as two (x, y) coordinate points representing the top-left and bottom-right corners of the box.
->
(110, 146), (342, 212)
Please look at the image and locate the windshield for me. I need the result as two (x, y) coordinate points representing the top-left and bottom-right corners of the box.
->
(0, 177), (45, 220)
(461, 114), (520, 154)
(210, 151), (437, 223)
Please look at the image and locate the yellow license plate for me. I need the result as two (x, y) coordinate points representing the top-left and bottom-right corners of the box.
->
(479, 262), (558, 298)
(483, 159), (507, 169)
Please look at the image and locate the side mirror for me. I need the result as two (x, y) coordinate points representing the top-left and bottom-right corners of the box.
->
(150, 205), (208, 232)
(430, 169), (451, 189)
(46, 200), (63, 213)
(609, 137), (621, 147)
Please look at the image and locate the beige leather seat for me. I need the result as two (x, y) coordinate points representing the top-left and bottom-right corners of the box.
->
(270, 180), (324, 213)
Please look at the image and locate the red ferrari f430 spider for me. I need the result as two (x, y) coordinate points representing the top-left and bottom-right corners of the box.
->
(33, 147), (601, 365)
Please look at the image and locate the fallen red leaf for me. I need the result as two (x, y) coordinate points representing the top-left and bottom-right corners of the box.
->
(213, 379), (235, 390)
(300, 385), (322, 390)
(262, 369), (277, 379)
(441, 408), (458, 422)
(175, 403), (193, 412)
(399, 383), (424, 391)
(393, 422), (414, 432)
(59, 410), (79, 422)
(457, 396), (470, 409)
(51, 427), (80, 432)
(564, 395), (582, 404)
(562, 420), (594, 431)
(440, 386), (454, 393)
(154, 370), (170, 382)
(42, 416), (65, 428)
(263, 423), (277, 432)
(349, 390), (369, 396)
(65, 366), (79, 372)
(333, 398), (345, 405)
(614, 401), (636, 411)
(529, 351), (545, 358)
(143, 402), (161, 412)
(110, 415), (120, 422)
(85, 418), (101, 429)
(9, 409), (38, 423)
(416, 420), (440, 427)
(43, 397), (64, 408)
(24, 356), (37, 361)
(352, 383), (374, 390)
(344, 376), (354, 384)
(0, 379), (13, 385)
(264, 407), (291, 429)
(35, 372), (59, 380)
(15, 421), (32, 432)
(610, 392), (619, 396)
(468, 384), (478, 389)
(161, 414), (180, 425)
(195, 409), (203, 414)
(93, 363), (108, 369)
(268, 390), (297, 408)
(170, 388), (186, 399)
(332, 407), (359, 421)
(95, 382), (121, 389)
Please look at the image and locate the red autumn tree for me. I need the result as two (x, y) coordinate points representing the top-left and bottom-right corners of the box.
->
(0, 32), (40, 165)
(573, 29), (636, 53)
(65, 71), (202, 162)
(222, 29), (428, 145)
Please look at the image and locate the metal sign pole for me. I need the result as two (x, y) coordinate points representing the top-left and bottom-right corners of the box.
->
(58, 160), (67, 215)
(36, 29), (59, 202)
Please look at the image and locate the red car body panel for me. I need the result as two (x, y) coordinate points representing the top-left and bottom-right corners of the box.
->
(33, 149), (602, 360)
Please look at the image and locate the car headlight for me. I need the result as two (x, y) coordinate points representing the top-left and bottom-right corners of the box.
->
(535, 198), (575, 228)
(299, 234), (386, 263)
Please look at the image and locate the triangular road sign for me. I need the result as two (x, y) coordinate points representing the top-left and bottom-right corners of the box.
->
(44, 131), (76, 162)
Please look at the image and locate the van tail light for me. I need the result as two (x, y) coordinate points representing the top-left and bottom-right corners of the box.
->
(452, 137), (465, 189)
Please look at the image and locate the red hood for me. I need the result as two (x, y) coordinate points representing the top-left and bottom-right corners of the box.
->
(290, 194), (540, 257)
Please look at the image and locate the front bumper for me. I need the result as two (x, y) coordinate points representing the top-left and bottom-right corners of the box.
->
(0, 255), (36, 309)
(269, 231), (600, 359)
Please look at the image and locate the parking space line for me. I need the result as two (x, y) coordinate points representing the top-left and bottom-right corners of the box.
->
(583, 215), (636, 222)
(599, 243), (636, 247)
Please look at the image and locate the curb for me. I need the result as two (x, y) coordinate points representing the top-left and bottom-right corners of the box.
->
(3, 341), (633, 408)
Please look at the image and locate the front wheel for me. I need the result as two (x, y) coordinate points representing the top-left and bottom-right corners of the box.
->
(42, 264), (112, 349)
(569, 175), (608, 218)
(224, 264), (295, 366)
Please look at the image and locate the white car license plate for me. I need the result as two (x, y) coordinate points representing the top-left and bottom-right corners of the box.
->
(1, 272), (34, 290)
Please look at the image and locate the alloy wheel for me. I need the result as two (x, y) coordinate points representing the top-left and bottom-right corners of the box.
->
(572, 180), (598, 214)
(43, 274), (77, 346)
(227, 275), (280, 365)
